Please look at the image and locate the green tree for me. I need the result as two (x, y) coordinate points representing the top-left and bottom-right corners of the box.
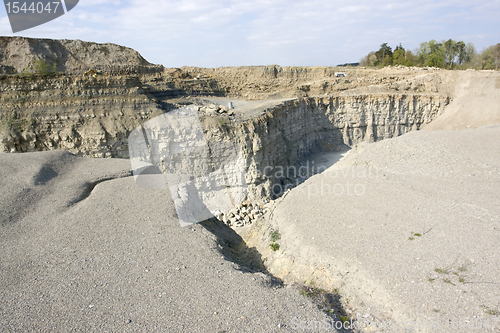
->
(443, 39), (457, 69)
(456, 41), (466, 65)
(417, 40), (444, 68)
(392, 44), (409, 66)
(463, 42), (477, 66)
(360, 52), (378, 67)
(405, 50), (417, 66)
(479, 45), (497, 69)
(495, 43), (500, 70)
(375, 43), (393, 66)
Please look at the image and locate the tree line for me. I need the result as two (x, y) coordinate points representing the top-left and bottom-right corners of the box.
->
(360, 40), (500, 70)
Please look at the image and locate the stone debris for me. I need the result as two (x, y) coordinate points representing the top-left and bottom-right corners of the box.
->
(199, 104), (234, 116)
(216, 202), (267, 227)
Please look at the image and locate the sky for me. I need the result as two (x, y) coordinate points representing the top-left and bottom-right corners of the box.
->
(0, 0), (499, 68)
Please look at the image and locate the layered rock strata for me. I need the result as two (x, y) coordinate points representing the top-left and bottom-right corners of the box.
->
(0, 70), (448, 205)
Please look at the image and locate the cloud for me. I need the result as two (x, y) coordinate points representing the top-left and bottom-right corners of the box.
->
(0, 0), (498, 67)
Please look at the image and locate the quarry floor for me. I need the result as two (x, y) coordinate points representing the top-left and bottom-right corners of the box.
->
(1, 69), (499, 332)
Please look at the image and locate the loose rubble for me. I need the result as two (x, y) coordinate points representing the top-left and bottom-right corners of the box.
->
(198, 104), (235, 116)
(215, 201), (272, 227)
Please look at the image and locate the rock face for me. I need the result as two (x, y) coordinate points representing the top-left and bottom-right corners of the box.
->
(235, 95), (447, 201)
(0, 74), (164, 157)
(0, 38), (454, 203)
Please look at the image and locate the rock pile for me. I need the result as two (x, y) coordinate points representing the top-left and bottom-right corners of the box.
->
(199, 104), (235, 116)
(216, 202), (269, 227)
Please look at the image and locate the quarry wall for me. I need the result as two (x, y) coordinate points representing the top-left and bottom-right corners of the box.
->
(0, 71), (448, 202)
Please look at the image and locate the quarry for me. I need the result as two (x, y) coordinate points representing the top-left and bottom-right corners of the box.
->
(1, 37), (499, 332)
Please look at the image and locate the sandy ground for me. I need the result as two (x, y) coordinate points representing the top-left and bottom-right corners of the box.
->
(424, 70), (500, 130)
(0, 151), (337, 332)
(266, 70), (500, 331)
(270, 126), (500, 331)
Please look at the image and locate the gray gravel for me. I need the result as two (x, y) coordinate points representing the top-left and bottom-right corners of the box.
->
(0, 151), (336, 332)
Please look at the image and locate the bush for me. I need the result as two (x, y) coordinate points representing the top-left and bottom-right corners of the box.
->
(34, 59), (57, 75)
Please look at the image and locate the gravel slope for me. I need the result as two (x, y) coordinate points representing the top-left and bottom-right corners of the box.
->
(423, 70), (500, 130)
(0, 151), (335, 332)
(269, 125), (500, 332)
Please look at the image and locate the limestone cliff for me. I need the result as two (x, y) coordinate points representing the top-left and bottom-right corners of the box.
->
(0, 38), (455, 203)
(230, 94), (447, 200)
(0, 74), (164, 157)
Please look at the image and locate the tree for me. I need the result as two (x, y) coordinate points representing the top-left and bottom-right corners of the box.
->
(418, 40), (445, 68)
(405, 50), (417, 66)
(443, 39), (457, 69)
(456, 41), (466, 65)
(375, 43), (393, 66)
(392, 44), (404, 66)
(495, 43), (500, 70)
(358, 40), (494, 70)
(478, 45), (496, 69)
(359, 52), (377, 67)
(463, 42), (477, 66)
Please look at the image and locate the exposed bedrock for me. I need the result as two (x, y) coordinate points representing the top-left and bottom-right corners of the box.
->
(0, 70), (448, 203)
(0, 75), (165, 158)
(234, 95), (447, 201)
(0, 78), (447, 202)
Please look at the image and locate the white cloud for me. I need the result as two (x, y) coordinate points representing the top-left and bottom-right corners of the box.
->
(0, 0), (498, 66)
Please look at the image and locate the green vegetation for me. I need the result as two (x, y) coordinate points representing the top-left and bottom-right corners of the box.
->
(360, 40), (500, 70)
(430, 265), (469, 284)
(408, 231), (422, 240)
(20, 59), (58, 77)
(268, 229), (281, 251)
(269, 229), (281, 242)
(486, 309), (500, 316)
(34, 59), (57, 75)
(434, 268), (449, 274)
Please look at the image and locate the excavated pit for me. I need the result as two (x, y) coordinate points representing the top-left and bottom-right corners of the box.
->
(0, 66), (454, 239)
(0, 66), (454, 321)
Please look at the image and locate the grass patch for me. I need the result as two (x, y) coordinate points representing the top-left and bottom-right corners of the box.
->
(269, 243), (280, 251)
(434, 268), (449, 274)
(269, 229), (281, 242)
(486, 309), (500, 316)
